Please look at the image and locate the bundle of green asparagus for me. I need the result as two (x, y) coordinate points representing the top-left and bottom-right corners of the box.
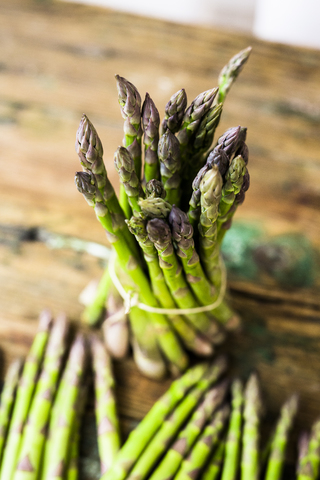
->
(0, 311), (120, 479)
(2, 326), (320, 480)
(75, 47), (252, 379)
(100, 360), (320, 480)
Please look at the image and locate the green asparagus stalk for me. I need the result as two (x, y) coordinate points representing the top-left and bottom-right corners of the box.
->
(198, 166), (223, 285)
(183, 103), (223, 199)
(102, 289), (129, 360)
(0, 359), (23, 466)
(90, 335), (120, 475)
(207, 126), (242, 169)
(125, 369), (229, 480)
(149, 382), (228, 480)
(81, 265), (112, 326)
(169, 206), (222, 313)
(161, 89), (187, 135)
(138, 197), (172, 219)
(102, 358), (227, 480)
(65, 423), (79, 480)
(145, 179), (166, 199)
(76, 114), (138, 254)
(216, 155), (246, 239)
(217, 168), (250, 245)
(221, 378), (244, 480)
(158, 130), (182, 205)
(174, 405), (230, 480)
(40, 334), (87, 480)
(147, 218), (224, 344)
(127, 215), (214, 356)
(142, 93), (160, 182)
(129, 307), (167, 380)
(297, 433), (310, 476)
(0, 310), (53, 480)
(265, 394), (299, 480)
(65, 384), (88, 480)
(114, 146), (144, 215)
(193, 103), (223, 156)
(241, 373), (263, 480)
(177, 88), (218, 151)
(188, 125), (242, 230)
(115, 75), (143, 176)
(13, 315), (69, 480)
(201, 438), (226, 480)
(297, 418), (320, 480)
(218, 47), (252, 104)
(115, 75), (143, 217)
(76, 170), (188, 376)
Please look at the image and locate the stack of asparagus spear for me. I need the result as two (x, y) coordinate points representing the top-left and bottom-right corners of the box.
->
(2, 323), (320, 479)
(101, 362), (320, 480)
(75, 47), (252, 379)
(0, 311), (121, 479)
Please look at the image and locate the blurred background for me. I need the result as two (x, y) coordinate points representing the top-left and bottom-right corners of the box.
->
(64, 0), (320, 49)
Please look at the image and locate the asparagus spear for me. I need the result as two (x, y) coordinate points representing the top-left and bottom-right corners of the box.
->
(217, 168), (250, 245)
(115, 75), (143, 176)
(81, 266), (112, 326)
(218, 47), (252, 104)
(102, 289), (130, 360)
(65, 383), (88, 480)
(265, 394), (299, 480)
(169, 206), (216, 305)
(174, 405), (230, 480)
(297, 433), (310, 477)
(115, 75), (143, 217)
(127, 216), (214, 356)
(193, 103), (223, 156)
(297, 418), (320, 480)
(145, 179), (166, 199)
(0, 359), (23, 466)
(241, 373), (263, 480)
(198, 166), (223, 285)
(0, 311), (53, 480)
(149, 382), (228, 480)
(221, 378), (244, 480)
(142, 93), (160, 182)
(13, 315), (69, 480)
(147, 218), (224, 344)
(217, 156), (246, 222)
(129, 307), (167, 380)
(114, 146), (144, 215)
(169, 204), (236, 328)
(158, 130), (182, 206)
(76, 114), (138, 254)
(76, 171), (188, 376)
(40, 335), (87, 480)
(177, 88), (218, 151)
(161, 89), (187, 135)
(201, 438), (226, 480)
(125, 368), (229, 480)
(138, 197), (172, 219)
(188, 126), (241, 230)
(90, 335), (121, 475)
(101, 358), (227, 480)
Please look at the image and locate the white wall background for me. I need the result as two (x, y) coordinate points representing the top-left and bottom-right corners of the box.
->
(63, 0), (320, 49)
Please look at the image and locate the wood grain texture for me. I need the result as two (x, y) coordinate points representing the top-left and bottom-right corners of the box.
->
(0, 0), (320, 476)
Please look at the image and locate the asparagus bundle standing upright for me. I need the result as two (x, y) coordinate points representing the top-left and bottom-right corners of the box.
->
(75, 48), (253, 377)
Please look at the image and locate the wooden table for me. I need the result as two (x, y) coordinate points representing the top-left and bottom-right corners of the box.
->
(1, 0), (320, 476)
